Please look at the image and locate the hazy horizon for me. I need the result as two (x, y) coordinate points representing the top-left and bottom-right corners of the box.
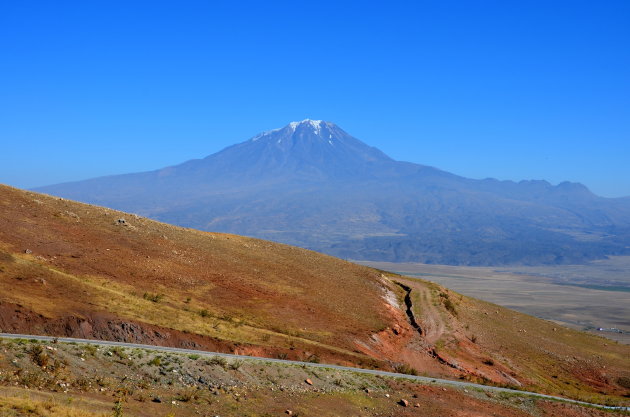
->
(10, 118), (628, 200)
(1, 1), (629, 197)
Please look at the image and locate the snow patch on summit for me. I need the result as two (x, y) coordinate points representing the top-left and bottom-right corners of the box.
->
(251, 119), (331, 142)
(289, 119), (324, 134)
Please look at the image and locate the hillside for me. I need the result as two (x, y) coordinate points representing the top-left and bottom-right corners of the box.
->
(1, 337), (620, 417)
(34, 119), (630, 266)
(1, 184), (629, 406)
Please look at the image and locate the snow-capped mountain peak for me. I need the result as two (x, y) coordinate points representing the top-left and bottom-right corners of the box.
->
(289, 119), (324, 131)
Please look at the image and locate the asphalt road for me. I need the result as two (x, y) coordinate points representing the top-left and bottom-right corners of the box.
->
(1, 333), (627, 411)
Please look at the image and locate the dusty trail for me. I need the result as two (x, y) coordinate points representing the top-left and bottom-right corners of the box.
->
(406, 280), (445, 344)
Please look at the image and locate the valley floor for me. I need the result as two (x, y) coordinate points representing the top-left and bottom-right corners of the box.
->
(359, 259), (630, 344)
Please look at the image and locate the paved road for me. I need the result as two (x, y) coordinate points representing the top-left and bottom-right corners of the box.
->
(0, 333), (627, 411)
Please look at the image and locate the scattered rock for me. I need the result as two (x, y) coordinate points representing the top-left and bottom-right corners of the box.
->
(414, 403), (421, 407)
(63, 210), (80, 220)
(24, 249), (32, 254)
(305, 378), (313, 385)
(385, 393), (390, 398)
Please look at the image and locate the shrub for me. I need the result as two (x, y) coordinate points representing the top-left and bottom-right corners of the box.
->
(28, 345), (49, 367)
(393, 363), (418, 376)
(147, 357), (161, 366)
(199, 309), (209, 318)
(83, 344), (98, 356)
(112, 399), (124, 417)
(175, 389), (198, 402)
(143, 292), (163, 303)
(111, 347), (127, 360)
(617, 376), (630, 389)
(443, 299), (457, 316)
(206, 356), (228, 369)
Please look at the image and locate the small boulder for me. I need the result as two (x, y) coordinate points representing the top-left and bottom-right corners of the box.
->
(152, 397), (162, 403)
(285, 410), (293, 416)
(305, 378), (313, 385)
(399, 399), (409, 407)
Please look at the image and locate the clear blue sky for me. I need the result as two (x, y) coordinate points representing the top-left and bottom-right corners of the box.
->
(1, 1), (629, 197)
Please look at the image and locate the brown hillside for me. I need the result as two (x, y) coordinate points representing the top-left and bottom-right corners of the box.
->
(0, 184), (629, 405)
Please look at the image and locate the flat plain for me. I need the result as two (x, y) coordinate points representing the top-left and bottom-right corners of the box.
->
(359, 258), (630, 344)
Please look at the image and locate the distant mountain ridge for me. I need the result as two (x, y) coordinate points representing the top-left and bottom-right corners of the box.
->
(35, 119), (630, 265)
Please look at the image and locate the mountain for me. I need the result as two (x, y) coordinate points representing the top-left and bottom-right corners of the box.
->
(35, 119), (630, 265)
(2, 184), (630, 405)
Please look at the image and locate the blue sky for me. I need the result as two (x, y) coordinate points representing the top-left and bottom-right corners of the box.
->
(1, 1), (629, 197)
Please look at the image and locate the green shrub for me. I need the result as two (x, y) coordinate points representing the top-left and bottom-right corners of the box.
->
(206, 356), (228, 369)
(147, 356), (161, 366)
(83, 344), (98, 356)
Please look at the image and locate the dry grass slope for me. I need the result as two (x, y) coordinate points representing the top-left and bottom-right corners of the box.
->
(1, 184), (629, 406)
(0, 184), (394, 365)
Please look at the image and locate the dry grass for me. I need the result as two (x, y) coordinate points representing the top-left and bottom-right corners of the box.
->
(1, 184), (630, 405)
(0, 393), (108, 417)
(399, 275), (630, 403)
(0, 184), (391, 362)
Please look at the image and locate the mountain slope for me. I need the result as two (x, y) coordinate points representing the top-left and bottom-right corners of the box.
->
(1, 184), (629, 405)
(1, 338), (619, 417)
(34, 119), (630, 265)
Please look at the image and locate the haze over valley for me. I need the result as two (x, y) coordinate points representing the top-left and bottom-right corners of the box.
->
(35, 119), (630, 267)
